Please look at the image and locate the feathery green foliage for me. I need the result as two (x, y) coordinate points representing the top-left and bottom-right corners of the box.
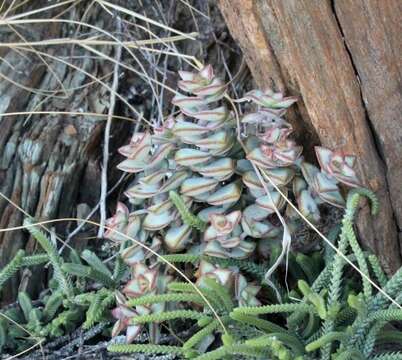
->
(107, 344), (186, 355)
(131, 310), (210, 324)
(126, 292), (205, 307)
(106, 189), (402, 360)
(368, 254), (388, 288)
(24, 218), (73, 298)
(2, 61), (401, 360)
(0, 241), (117, 353)
(62, 262), (116, 288)
(0, 250), (25, 290)
(169, 190), (207, 231)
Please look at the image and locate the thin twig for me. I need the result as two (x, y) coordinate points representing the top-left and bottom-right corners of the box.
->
(61, 173), (127, 253)
(98, 16), (122, 239)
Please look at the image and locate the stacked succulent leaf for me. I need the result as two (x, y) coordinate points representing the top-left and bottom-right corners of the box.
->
(105, 65), (362, 344)
(1, 65), (399, 359)
(108, 189), (402, 360)
(0, 222), (118, 354)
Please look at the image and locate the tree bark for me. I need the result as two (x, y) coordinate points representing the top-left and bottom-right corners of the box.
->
(218, 0), (402, 273)
(0, 0), (241, 303)
(0, 24), (119, 302)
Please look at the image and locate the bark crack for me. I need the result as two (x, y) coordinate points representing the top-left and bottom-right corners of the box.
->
(331, 0), (402, 260)
(331, 0), (386, 165)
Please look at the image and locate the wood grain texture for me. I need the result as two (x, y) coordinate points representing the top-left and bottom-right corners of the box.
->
(215, 0), (319, 154)
(334, 0), (402, 230)
(219, 0), (401, 272)
(0, 45), (108, 302)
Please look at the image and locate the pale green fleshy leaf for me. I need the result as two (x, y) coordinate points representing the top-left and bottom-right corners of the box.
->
(143, 211), (174, 231)
(193, 158), (235, 180)
(207, 182), (242, 206)
(175, 148), (212, 166)
(181, 177), (219, 197)
(159, 171), (190, 193)
(164, 224), (192, 251)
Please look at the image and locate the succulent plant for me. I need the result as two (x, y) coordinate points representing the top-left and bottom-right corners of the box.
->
(195, 260), (260, 307)
(105, 64), (362, 344)
(112, 263), (171, 343)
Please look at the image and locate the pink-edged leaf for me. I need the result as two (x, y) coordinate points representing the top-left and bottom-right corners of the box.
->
(243, 204), (270, 221)
(197, 206), (226, 222)
(148, 198), (173, 214)
(117, 158), (148, 173)
(247, 147), (279, 168)
(255, 190), (286, 213)
(317, 190), (345, 208)
(271, 144), (303, 165)
(174, 148), (212, 166)
(300, 162), (320, 187)
(241, 217), (278, 239)
(272, 97), (298, 109)
(234, 240), (256, 259)
(125, 182), (159, 199)
(126, 214), (141, 238)
(141, 169), (168, 185)
(197, 260), (217, 276)
(203, 242), (226, 258)
(315, 146), (333, 173)
(178, 70), (196, 81)
(314, 172), (339, 193)
(180, 177), (219, 197)
(126, 325), (142, 343)
(177, 80), (203, 93)
(259, 127), (293, 144)
(204, 225), (219, 242)
(244, 90), (297, 109)
(111, 320), (125, 338)
(199, 65), (214, 81)
(159, 170), (190, 193)
(172, 94), (206, 109)
(182, 106), (228, 122)
(118, 132), (152, 160)
(173, 121), (210, 137)
(264, 167), (295, 186)
(207, 182), (242, 206)
(209, 136), (235, 157)
(209, 210), (241, 235)
(192, 78), (226, 97)
(164, 224), (192, 251)
(196, 130), (233, 151)
(242, 108), (288, 125)
(297, 189), (321, 223)
(242, 171), (264, 191)
(220, 236), (241, 249)
(148, 143), (175, 168)
(334, 171), (361, 188)
(292, 176), (308, 198)
(123, 279), (145, 298)
(194, 158), (235, 180)
(121, 245), (145, 265)
(143, 211), (174, 231)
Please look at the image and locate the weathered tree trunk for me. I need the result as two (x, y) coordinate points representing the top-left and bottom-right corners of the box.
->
(218, 0), (402, 273)
(0, 19), (122, 302)
(0, 0), (242, 304)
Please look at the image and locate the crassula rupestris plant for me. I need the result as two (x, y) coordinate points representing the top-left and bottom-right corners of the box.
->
(105, 65), (362, 344)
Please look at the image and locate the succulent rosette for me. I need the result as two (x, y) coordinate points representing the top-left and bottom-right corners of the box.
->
(203, 211), (255, 259)
(196, 261), (260, 307)
(315, 146), (361, 188)
(105, 65), (362, 344)
(106, 64), (363, 260)
(111, 264), (171, 343)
